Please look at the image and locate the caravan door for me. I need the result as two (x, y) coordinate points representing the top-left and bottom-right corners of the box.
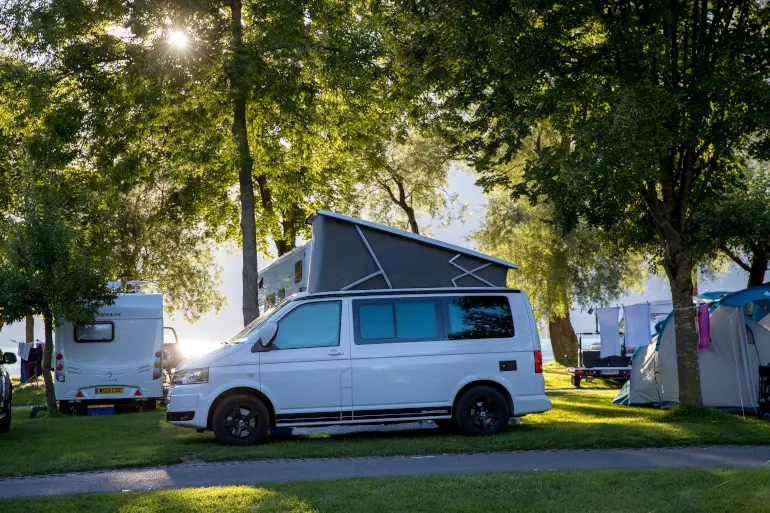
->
(259, 299), (351, 424)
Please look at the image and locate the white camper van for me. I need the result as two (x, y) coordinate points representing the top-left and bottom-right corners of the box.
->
(168, 211), (551, 445)
(258, 242), (311, 313)
(54, 293), (165, 411)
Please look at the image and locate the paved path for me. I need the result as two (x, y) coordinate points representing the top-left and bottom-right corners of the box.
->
(1, 445), (768, 500)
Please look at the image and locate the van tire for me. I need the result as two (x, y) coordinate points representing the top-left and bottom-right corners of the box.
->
(455, 386), (510, 437)
(212, 395), (269, 446)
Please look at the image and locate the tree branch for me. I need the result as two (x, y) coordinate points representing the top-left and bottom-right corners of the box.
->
(721, 245), (751, 271)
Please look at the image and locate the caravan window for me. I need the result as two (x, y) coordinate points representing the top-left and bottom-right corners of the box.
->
(74, 322), (115, 343)
(294, 261), (303, 284)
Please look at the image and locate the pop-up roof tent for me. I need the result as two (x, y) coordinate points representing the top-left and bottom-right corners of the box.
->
(305, 211), (516, 292)
(614, 286), (770, 411)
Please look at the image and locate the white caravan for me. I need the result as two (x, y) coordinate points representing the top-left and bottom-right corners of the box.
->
(258, 242), (311, 313)
(54, 293), (165, 411)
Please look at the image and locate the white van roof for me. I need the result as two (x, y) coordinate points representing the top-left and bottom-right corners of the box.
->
(96, 294), (163, 320)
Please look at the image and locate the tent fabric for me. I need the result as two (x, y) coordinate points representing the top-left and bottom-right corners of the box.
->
(615, 293), (770, 411)
(598, 307), (621, 358)
(623, 303), (652, 348)
(719, 287), (770, 307)
(306, 211), (516, 293)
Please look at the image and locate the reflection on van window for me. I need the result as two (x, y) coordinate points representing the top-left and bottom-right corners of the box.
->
(75, 322), (114, 343)
(273, 301), (341, 349)
(447, 297), (514, 340)
(359, 304), (395, 339)
(395, 301), (438, 338)
(230, 299), (289, 343)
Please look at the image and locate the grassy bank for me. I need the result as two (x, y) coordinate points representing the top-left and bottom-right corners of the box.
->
(10, 378), (47, 407)
(0, 390), (767, 478)
(3, 468), (770, 512)
(542, 362), (623, 390)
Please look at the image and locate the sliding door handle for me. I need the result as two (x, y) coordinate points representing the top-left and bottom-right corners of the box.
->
(327, 349), (344, 356)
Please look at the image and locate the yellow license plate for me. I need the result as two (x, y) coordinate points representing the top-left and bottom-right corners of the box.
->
(96, 387), (124, 394)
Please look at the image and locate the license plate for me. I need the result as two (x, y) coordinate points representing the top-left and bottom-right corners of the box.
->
(601, 370), (617, 376)
(96, 387), (124, 394)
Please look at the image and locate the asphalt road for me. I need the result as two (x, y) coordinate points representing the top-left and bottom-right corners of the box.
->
(0, 445), (768, 499)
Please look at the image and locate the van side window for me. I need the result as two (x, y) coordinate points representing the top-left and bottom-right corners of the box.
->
(446, 296), (514, 340)
(74, 322), (115, 343)
(273, 301), (341, 350)
(355, 298), (440, 344)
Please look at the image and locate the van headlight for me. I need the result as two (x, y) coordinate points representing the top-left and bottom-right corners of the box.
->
(172, 368), (209, 385)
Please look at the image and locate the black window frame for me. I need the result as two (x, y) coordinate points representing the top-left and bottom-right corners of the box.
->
(272, 300), (343, 350)
(442, 295), (515, 341)
(74, 321), (115, 343)
(353, 297), (444, 345)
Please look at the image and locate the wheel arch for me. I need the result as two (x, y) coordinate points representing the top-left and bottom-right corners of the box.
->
(452, 379), (514, 417)
(207, 387), (276, 430)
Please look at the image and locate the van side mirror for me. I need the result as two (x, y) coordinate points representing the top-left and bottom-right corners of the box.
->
(259, 322), (279, 347)
(251, 321), (279, 352)
(3, 353), (17, 365)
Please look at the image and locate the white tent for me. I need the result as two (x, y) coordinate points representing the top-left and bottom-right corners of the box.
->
(614, 287), (770, 411)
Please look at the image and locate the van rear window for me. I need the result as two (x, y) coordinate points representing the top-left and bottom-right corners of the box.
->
(74, 322), (114, 343)
(447, 297), (514, 340)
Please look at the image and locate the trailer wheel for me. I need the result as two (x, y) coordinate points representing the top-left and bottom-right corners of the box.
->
(212, 394), (269, 446)
(571, 376), (582, 388)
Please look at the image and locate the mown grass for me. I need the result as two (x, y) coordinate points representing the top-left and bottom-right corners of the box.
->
(0, 390), (767, 478)
(10, 377), (46, 407)
(3, 468), (770, 512)
(542, 361), (623, 390)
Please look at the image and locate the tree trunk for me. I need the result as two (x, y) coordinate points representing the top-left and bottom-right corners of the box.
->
(25, 314), (34, 343)
(548, 313), (579, 366)
(665, 248), (702, 407)
(405, 206), (420, 235)
(42, 308), (57, 412)
(747, 247), (768, 288)
(230, 0), (259, 325)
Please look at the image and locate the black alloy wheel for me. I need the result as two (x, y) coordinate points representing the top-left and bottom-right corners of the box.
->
(212, 395), (269, 446)
(455, 386), (510, 436)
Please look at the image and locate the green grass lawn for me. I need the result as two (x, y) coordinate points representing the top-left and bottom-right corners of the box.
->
(542, 361), (623, 390)
(3, 468), (770, 512)
(0, 390), (767, 478)
(10, 377), (47, 407)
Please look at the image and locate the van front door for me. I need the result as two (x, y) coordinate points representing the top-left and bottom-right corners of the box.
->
(259, 300), (351, 424)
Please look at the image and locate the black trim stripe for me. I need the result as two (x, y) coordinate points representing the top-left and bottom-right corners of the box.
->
(276, 407), (452, 425)
(292, 288), (521, 302)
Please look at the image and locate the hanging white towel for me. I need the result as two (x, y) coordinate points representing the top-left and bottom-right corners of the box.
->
(623, 303), (652, 349)
(17, 342), (32, 360)
(598, 307), (621, 358)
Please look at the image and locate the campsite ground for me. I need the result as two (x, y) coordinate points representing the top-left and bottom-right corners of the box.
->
(10, 378), (46, 407)
(3, 468), (770, 512)
(1, 390), (768, 478)
(541, 362), (624, 390)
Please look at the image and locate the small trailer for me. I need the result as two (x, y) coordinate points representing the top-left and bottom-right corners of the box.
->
(567, 332), (631, 388)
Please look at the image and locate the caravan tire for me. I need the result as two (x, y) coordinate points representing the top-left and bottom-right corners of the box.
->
(455, 386), (510, 437)
(58, 401), (72, 415)
(212, 395), (269, 446)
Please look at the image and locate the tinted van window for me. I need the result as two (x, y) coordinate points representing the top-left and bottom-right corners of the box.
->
(355, 298), (440, 344)
(447, 297), (514, 340)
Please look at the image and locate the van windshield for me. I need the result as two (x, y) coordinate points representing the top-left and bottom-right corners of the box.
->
(229, 299), (290, 343)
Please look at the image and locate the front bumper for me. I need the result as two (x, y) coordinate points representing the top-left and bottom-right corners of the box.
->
(166, 384), (208, 429)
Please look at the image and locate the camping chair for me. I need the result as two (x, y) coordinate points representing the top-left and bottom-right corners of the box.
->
(759, 366), (770, 418)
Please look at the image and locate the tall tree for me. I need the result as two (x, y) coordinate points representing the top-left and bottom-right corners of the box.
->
(388, 0), (770, 406)
(0, 171), (117, 411)
(699, 163), (770, 287)
(363, 133), (465, 235)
